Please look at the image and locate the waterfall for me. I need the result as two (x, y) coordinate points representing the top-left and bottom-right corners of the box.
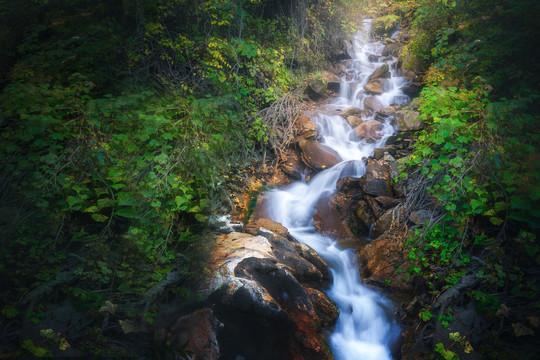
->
(265, 19), (405, 359)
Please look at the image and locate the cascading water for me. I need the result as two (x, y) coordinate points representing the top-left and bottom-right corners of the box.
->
(266, 20), (407, 360)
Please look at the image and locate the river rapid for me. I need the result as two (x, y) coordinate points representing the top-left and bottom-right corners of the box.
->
(266, 20), (407, 360)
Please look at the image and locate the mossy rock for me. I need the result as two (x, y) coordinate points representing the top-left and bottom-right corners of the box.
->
(372, 15), (401, 38)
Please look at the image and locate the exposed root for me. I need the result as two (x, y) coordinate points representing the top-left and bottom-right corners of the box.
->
(255, 92), (302, 163)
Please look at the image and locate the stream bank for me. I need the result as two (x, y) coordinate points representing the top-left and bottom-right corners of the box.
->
(166, 19), (428, 360)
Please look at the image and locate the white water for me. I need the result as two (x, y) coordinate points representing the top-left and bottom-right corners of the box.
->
(266, 20), (406, 360)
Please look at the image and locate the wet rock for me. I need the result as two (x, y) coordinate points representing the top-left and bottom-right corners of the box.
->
(249, 193), (270, 221)
(368, 54), (380, 62)
(375, 196), (398, 210)
(353, 121), (384, 142)
(354, 200), (376, 234)
(401, 82), (422, 98)
(336, 177), (361, 192)
(368, 64), (391, 81)
(306, 288), (339, 328)
(245, 218), (290, 238)
(293, 242), (331, 283)
(359, 159), (393, 197)
(382, 42), (401, 57)
(294, 114), (318, 139)
(363, 78), (387, 95)
(299, 139), (342, 171)
(341, 106), (364, 118)
(409, 210), (433, 225)
(345, 115), (363, 128)
(371, 207), (405, 239)
(373, 146), (397, 160)
(330, 63), (346, 77)
(280, 147), (307, 180)
(170, 309), (222, 360)
(313, 193), (355, 242)
(306, 79), (328, 101)
(375, 107), (398, 121)
(364, 96), (385, 112)
(206, 231), (334, 360)
(322, 71), (341, 92)
(357, 230), (414, 300)
(395, 109), (422, 131)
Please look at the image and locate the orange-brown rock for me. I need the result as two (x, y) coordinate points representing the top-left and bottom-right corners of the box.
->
(322, 71), (341, 92)
(299, 139), (342, 171)
(294, 113), (318, 139)
(280, 147), (307, 180)
(169, 309), (221, 360)
(364, 96), (385, 112)
(341, 106), (364, 117)
(357, 230), (414, 302)
(353, 121), (384, 142)
(249, 193), (270, 222)
(205, 231), (335, 360)
(358, 159), (393, 197)
(306, 288), (339, 328)
(368, 64), (391, 81)
(245, 218), (290, 237)
(313, 193), (355, 242)
(363, 78), (387, 95)
(345, 115), (363, 128)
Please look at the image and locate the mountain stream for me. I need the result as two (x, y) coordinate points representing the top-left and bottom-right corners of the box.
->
(266, 20), (406, 360)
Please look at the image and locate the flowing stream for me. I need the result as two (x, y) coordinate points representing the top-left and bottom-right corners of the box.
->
(266, 20), (406, 360)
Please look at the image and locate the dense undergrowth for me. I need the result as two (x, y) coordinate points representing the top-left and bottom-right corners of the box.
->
(383, 0), (539, 358)
(0, 0), (366, 357)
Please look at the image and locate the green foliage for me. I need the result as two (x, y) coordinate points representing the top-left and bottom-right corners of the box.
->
(398, 0), (540, 357)
(0, 0), (363, 356)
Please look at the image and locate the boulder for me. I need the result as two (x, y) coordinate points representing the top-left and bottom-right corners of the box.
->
(299, 139), (342, 171)
(363, 78), (387, 95)
(373, 146), (396, 160)
(279, 148), (307, 180)
(293, 114), (318, 142)
(245, 218), (290, 238)
(249, 193), (271, 222)
(353, 121), (384, 142)
(336, 177), (361, 192)
(382, 42), (401, 57)
(169, 309), (222, 360)
(322, 71), (341, 92)
(341, 106), (364, 118)
(306, 288), (339, 328)
(401, 82), (422, 98)
(206, 231), (335, 360)
(371, 207), (405, 239)
(313, 193), (356, 242)
(306, 79), (328, 101)
(363, 96), (385, 112)
(357, 230), (414, 302)
(330, 63), (346, 77)
(368, 54), (380, 62)
(346, 115), (363, 128)
(358, 159), (393, 197)
(395, 109), (423, 131)
(354, 200), (376, 235)
(368, 64), (391, 81)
